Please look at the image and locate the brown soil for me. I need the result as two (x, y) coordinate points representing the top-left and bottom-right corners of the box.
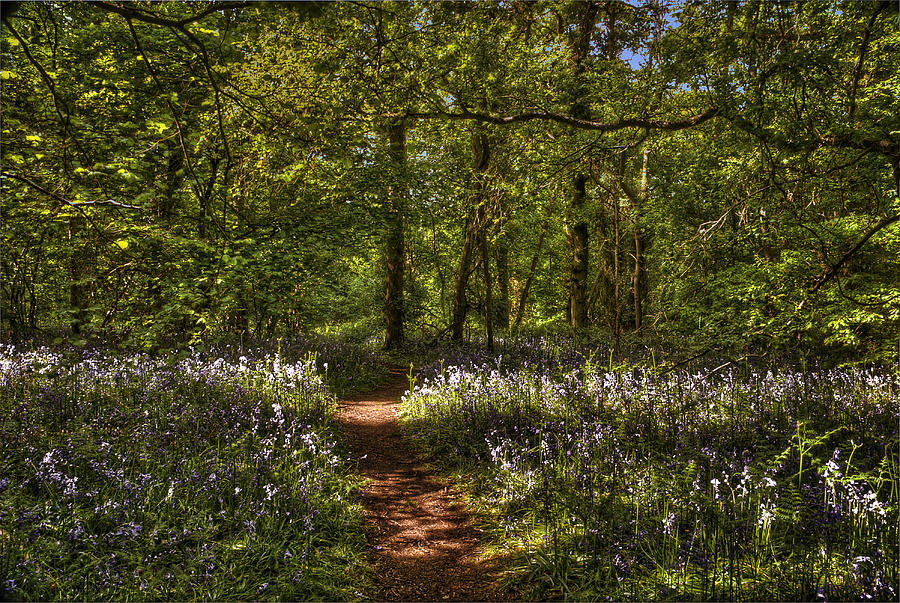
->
(337, 366), (511, 602)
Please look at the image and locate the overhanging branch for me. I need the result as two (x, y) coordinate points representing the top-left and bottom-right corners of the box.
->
(389, 107), (719, 132)
(793, 212), (899, 315)
(727, 113), (900, 159)
(86, 1), (249, 29)
(1, 15), (70, 128)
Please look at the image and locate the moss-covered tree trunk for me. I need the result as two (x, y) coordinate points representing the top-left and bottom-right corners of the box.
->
(633, 149), (648, 332)
(383, 120), (406, 350)
(451, 129), (491, 341)
(566, 1), (598, 332)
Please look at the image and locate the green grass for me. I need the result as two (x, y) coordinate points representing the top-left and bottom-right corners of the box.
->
(401, 351), (899, 601)
(0, 342), (372, 601)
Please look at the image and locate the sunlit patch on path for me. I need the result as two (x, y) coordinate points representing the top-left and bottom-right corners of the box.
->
(337, 367), (507, 602)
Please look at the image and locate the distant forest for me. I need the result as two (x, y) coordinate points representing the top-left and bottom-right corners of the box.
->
(2, 1), (898, 359)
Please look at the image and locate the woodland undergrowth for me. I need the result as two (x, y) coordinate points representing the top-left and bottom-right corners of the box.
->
(400, 336), (899, 601)
(0, 337), (383, 601)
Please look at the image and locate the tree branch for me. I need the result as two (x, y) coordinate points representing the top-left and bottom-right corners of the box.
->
(124, 17), (203, 201)
(389, 107), (719, 132)
(86, 1), (249, 29)
(2, 171), (142, 211)
(95, 0), (237, 225)
(848, 1), (890, 121)
(727, 113), (900, 159)
(808, 213), (899, 296)
(1, 15), (70, 128)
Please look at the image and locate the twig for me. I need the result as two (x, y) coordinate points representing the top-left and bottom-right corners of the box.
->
(701, 361), (732, 381)
(658, 348), (710, 376)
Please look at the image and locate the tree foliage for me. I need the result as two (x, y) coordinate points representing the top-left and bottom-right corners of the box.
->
(2, 0), (897, 360)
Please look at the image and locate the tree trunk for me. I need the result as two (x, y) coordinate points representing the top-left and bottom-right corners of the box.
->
(494, 237), (510, 331)
(478, 202), (494, 350)
(68, 216), (89, 335)
(513, 200), (553, 330)
(383, 120), (406, 350)
(588, 196), (616, 328)
(565, 1), (598, 333)
(451, 215), (477, 341)
(195, 156), (219, 240)
(613, 193), (621, 361)
(151, 142), (183, 313)
(632, 149), (648, 332)
(159, 141), (182, 221)
(451, 129), (491, 341)
(568, 174), (589, 331)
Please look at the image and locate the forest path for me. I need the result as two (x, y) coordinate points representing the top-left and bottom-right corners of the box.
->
(336, 366), (508, 602)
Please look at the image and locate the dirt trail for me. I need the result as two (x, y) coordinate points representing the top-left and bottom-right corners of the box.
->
(337, 366), (508, 602)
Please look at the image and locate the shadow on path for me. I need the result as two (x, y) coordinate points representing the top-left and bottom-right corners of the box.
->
(337, 367), (508, 602)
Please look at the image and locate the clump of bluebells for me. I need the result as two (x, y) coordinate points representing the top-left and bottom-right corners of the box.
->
(208, 334), (387, 396)
(0, 342), (370, 601)
(407, 334), (614, 382)
(401, 344), (899, 601)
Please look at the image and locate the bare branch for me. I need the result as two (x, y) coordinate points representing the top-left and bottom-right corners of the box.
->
(1, 172), (142, 211)
(808, 213), (899, 296)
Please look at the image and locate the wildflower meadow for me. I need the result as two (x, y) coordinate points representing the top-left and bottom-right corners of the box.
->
(401, 337), (899, 601)
(1, 333), (897, 601)
(0, 339), (380, 601)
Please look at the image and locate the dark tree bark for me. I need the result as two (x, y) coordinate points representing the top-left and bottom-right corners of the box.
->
(451, 215), (477, 341)
(383, 120), (406, 350)
(632, 149), (648, 332)
(613, 188), (621, 361)
(451, 129), (491, 341)
(68, 216), (89, 335)
(197, 156), (219, 240)
(568, 173), (590, 331)
(149, 142), (184, 313)
(565, 1), (599, 332)
(478, 201), (494, 351)
(587, 193), (616, 328)
(158, 141), (183, 221)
